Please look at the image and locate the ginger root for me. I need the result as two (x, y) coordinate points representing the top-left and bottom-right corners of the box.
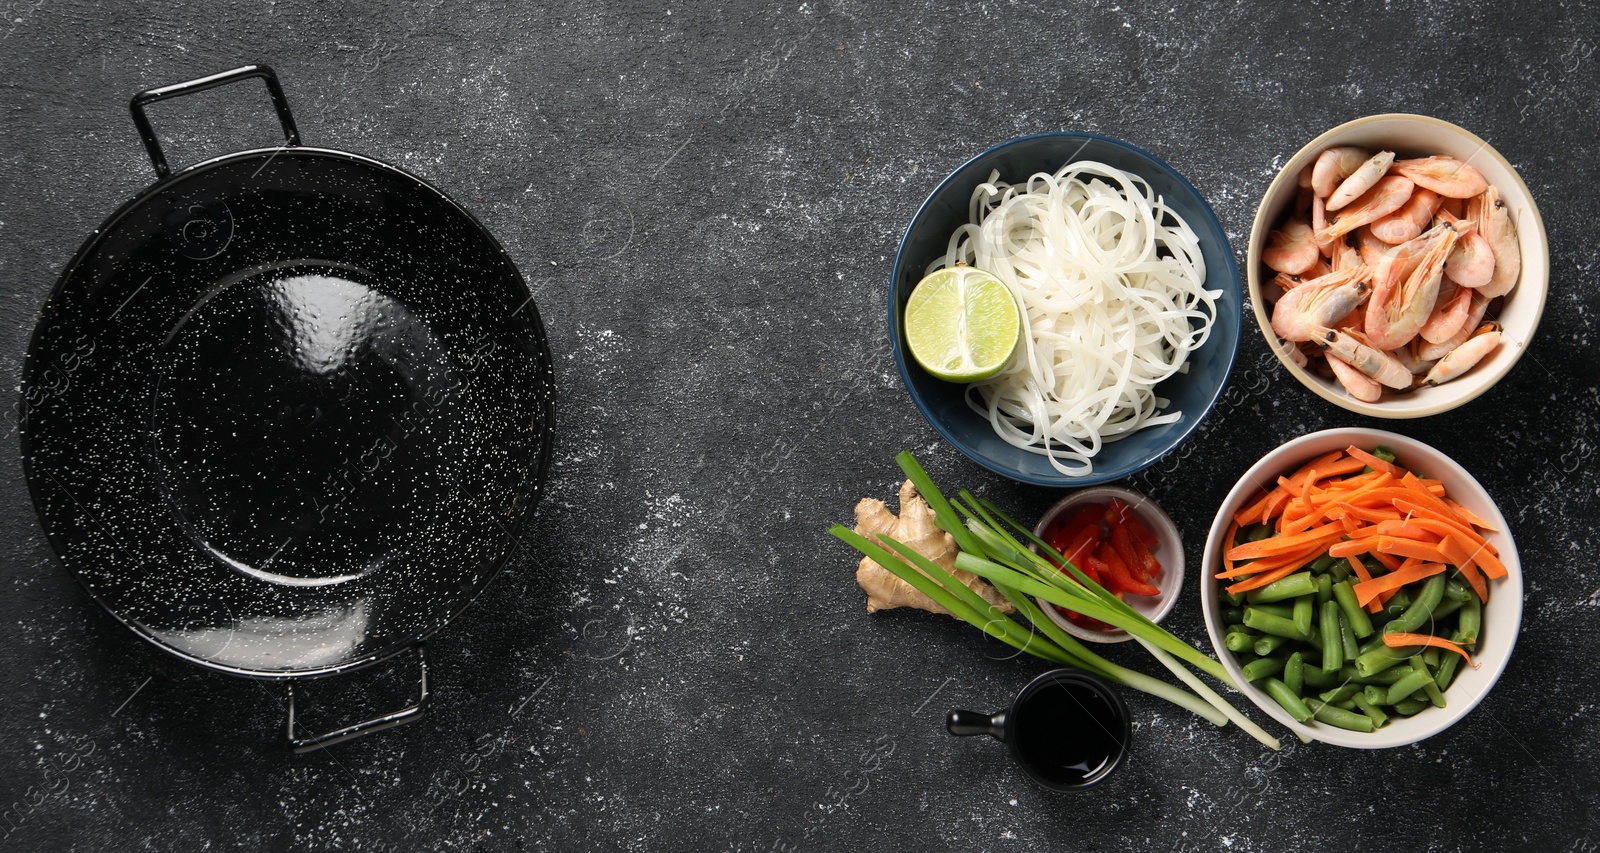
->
(853, 479), (1013, 617)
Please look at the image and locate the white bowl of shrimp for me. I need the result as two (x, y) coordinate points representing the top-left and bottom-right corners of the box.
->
(1247, 114), (1549, 418)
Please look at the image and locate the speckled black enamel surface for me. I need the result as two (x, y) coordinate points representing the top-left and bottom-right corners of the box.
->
(1, 2), (1597, 851)
(22, 145), (555, 679)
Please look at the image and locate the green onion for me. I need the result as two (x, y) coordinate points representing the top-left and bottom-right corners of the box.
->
(828, 450), (1280, 750)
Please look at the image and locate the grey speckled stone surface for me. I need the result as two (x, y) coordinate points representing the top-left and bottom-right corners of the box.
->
(2, 1), (1597, 851)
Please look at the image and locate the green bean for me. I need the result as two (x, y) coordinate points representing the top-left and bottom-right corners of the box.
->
(1225, 631), (1257, 653)
(1411, 658), (1446, 708)
(1293, 595), (1314, 639)
(1319, 684), (1360, 703)
(1384, 573), (1447, 635)
(1244, 523), (1275, 543)
(1253, 634), (1288, 657)
(1356, 635), (1389, 656)
(1319, 601), (1344, 672)
(1373, 447), (1397, 464)
(1222, 606), (1245, 624)
(1453, 595), (1481, 646)
(1444, 577), (1473, 602)
(1247, 573), (1318, 604)
(1221, 588), (1246, 607)
(1421, 648), (1440, 669)
(1384, 669), (1437, 705)
(1361, 685), (1388, 706)
(1309, 553), (1336, 574)
(1333, 698), (1358, 711)
(1392, 697), (1429, 716)
(1431, 596), (1464, 622)
(1386, 586), (1412, 612)
(1242, 655), (1286, 682)
(1262, 677), (1313, 723)
(1331, 580), (1374, 638)
(1355, 644), (1420, 678)
(1414, 656), (1452, 707)
(1301, 664), (1339, 688)
(1316, 574), (1333, 605)
(1352, 694), (1388, 728)
(1224, 622), (1252, 636)
(1340, 664), (1411, 685)
(1284, 651), (1305, 696)
(1250, 602), (1294, 620)
(1435, 653), (1462, 692)
(1305, 698), (1376, 732)
(1328, 558), (1352, 582)
(1243, 607), (1309, 640)
(1340, 611), (1359, 662)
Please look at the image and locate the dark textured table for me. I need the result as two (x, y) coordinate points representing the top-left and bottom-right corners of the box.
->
(2, 2), (1597, 850)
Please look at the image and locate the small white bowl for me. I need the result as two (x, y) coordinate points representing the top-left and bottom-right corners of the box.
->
(1200, 428), (1522, 748)
(1032, 486), (1185, 644)
(1248, 114), (1549, 418)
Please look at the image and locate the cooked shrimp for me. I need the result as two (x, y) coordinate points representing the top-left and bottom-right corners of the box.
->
(1326, 351), (1383, 402)
(1369, 187), (1441, 244)
(1424, 322), (1501, 385)
(1311, 195), (1335, 255)
(1474, 187), (1521, 298)
(1355, 226), (1396, 268)
(1419, 281), (1473, 344)
(1436, 209), (1494, 289)
(1331, 238), (1361, 273)
(1364, 221), (1457, 350)
(1317, 176), (1414, 242)
(1414, 292), (1490, 361)
(1263, 217), (1320, 275)
(1328, 151), (1397, 210)
(1271, 267), (1372, 342)
(1392, 156), (1489, 199)
(1318, 327), (1414, 389)
(1392, 344), (1437, 377)
(1312, 146), (1371, 197)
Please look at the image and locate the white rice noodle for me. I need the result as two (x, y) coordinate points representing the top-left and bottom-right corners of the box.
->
(927, 161), (1221, 477)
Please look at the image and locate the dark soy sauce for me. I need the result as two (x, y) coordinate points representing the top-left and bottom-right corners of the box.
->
(1013, 679), (1126, 786)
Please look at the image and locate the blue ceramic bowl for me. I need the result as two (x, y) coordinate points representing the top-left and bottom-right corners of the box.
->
(888, 132), (1243, 487)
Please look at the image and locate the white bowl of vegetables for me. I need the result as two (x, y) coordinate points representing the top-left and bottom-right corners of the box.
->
(1200, 427), (1522, 748)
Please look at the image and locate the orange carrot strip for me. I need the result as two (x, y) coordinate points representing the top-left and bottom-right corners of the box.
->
(1226, 524), (1347, 561)
(1391, 499), (1496, 554)
(1373, 520), (1432, 540)
(1368, 550), (1402, 572)
(1445, 499), (1498, 532)
(1336, 502), (1404, 524)
(1435, 537), (1491, 601)
(1261, 488), (1294, 524)
(1214, 541), (1327, 579)
(1352, 562), (1448, 606)
(1306, 470), (1391, 507)
(1370, 536), (1450, 564)
(1345, 554), (1383, 613)
(1345, 445), (1402, 476)
(1328, 537), (1378, 558)
(1223, 520), (1240, 575)
(1226, 561), (1304, 594)
(1234, 489), (1276, 526)
(1382, 633), (1479, 668)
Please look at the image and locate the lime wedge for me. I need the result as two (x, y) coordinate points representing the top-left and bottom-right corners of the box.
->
(904, 264), (1021, 383)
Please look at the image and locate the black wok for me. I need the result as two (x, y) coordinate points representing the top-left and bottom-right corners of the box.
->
(17, 66), (555, 751)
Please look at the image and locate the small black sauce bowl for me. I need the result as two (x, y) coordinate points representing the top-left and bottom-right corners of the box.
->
(947, 669), (1132, 792)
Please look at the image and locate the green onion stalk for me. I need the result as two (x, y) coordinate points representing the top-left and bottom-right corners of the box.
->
(830, 451), (1280, 750)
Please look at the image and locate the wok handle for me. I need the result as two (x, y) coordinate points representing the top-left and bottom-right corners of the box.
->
(285, 643), (430, 754)
(129, 64), (301, 178)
